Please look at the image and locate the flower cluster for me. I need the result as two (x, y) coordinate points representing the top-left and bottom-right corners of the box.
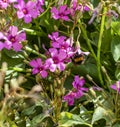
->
(0, 26), (26, 51)
(14, 0), (44, 23)
(29, 31), (74, 77)
(46, 32), (75, 72)
(29, 31), (90, 77)
(63, 75), (88, 106)
(0, 0), (16, 9)
(51, 5), (70, 21)
(0, 0), (44, 23)
(70, 0), (90, 16)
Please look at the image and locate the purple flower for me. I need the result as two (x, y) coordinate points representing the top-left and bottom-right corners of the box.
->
(64, 75), (88, 105)
(48, 32), (74, 60)
(37, 0), (44, 5)
(48, 32), (66, 47)
(107, 10), (119, 19)
(45, 48), (67, 72)
(4, 26), (26, 51)
(88, 10), (98, 25)
(51, 5), (70, 21)
(30, 58), (48, 78)
(14, 0), (39, 23)
(36, 0), (44, 14)
(110, 81), (120, 94)
(63, 92), (76, 106)
(72, 75), (85, 89)
(0, 0), (16, 9)
(70, 1), (90, 16)
(72, 75), (88, 98)
(83, 5), (90, 12)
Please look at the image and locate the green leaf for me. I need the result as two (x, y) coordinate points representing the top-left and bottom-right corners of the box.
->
(115, 66), (120, 80)
(21, 106), (36, 116)
(59, 112), (91, 127)
(91, 106), (115, 126)
(80, 105), (92, 122)
(101, 29), (112, 52)
(31, 113), (50, 126)
(111, 22), (120, 36)
(112, 122), (120, 127)
(111, 36), (120, 61)
(1, 49), (23, 67)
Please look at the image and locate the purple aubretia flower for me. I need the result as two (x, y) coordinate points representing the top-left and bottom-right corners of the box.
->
(48, 32), (74, 60)
(48, 32), (66, 48)
(36, 0), (44, 13)
(30, 58), (48, 78)
(63, 92), (76, 106)
(0, 0), (16, 9)
(51, 5), (70, 21)
(45, 48), (67, 72)
(72, 75), (88, 98)
(110, 81), (120, 94)
(63, 75), (88, 106)
(14, 0), (39, 23)
(4, 26), (26, 51)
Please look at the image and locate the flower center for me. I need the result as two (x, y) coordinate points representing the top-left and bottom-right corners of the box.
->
(53, 57), (59, 64)
(38, 66), (44, 71)
(2, 0), (7, 3)
(59, 13), (64, 17)
(22, 8), (28, 14)
(10, 36), (16, 43)
(61, 45), (65, 49)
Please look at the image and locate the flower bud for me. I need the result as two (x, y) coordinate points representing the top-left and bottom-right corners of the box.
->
(56, 89), (62, 97)
(89, 87), (96, 98)
(86, 74), (93, 82)
(4, 84), (9, 95)
(34, 44), (39, 52)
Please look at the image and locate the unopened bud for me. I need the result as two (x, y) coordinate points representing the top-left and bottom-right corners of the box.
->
(56, 89), (62, 97)
(54, 25), (58, 31)
(26, 73), (31, 77)
(1, 62), (7, 72)
(89, 87), (96, 98)
(57, 78), (61, 85)
(26, 69), (32, 73)
(17, 75), (27, 85)
(101, 66), (106, 74)
(86, 74), (93, 81)
(23, 60), (29, 64)
(10, 78), (19, 90)
(50, 84), (53, 94)
(54, 80), (57, 88)
(34, 44), (39, 52)
(36, 74), (41, 83)
(23, 51), (29, 58)
(4, 84), (9, 94)
(62, 88), (66, 95)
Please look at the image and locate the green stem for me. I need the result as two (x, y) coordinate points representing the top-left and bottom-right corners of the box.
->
(38, 1), (54, 18)
(78, 20), (97, 60)
(97, 7), (107, 85)
(24, 46), (47, 60)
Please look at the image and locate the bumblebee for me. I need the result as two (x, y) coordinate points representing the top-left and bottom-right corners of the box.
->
(72, 53), (85, 64)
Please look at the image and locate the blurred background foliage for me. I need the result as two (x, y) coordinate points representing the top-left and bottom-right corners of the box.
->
(0, 0), (120, 126)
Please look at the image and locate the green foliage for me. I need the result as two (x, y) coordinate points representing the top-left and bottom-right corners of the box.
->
(59, 112), (92, 127)
(1, 0), (120, 127)
(111, 36), (120, 62)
